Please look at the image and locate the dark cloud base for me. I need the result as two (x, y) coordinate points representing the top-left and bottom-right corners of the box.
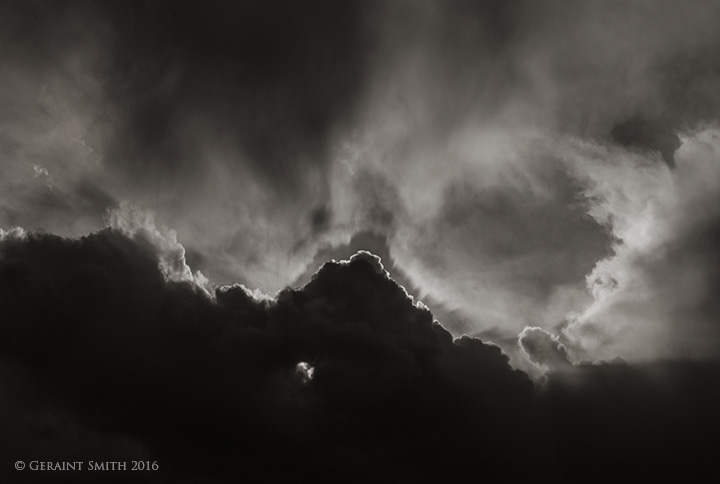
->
(1, 230), (718, 482)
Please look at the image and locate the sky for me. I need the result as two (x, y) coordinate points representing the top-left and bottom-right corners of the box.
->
(2, 0), (720, 481)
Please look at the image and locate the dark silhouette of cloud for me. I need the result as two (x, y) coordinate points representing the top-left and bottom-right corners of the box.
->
(1, 229), (719, 481)
(0, 229), (537, 481)
(540, 360), (720, 482)
(292, 230), (480, 336)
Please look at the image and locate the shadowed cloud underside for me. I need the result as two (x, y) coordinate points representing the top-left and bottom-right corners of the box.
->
(1, 229), (718, 481)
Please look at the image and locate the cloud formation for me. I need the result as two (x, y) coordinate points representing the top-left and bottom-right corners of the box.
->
(1, 228), (718, 481)
(321, 0), (720, 348)
(561, 127), (720, 360)
(0, 228), (537, 480)
(3, 1), (720, 436)
(518, 326), (572, 373)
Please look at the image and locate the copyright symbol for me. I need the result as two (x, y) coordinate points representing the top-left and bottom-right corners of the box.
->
(15, 461), (25, 471)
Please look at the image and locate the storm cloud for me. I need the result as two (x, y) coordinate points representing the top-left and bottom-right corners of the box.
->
(4, 0), (720, 340)
(1, 228), (718, 481)
(0, 227), (537, 481)
(3, 1), (720, 479)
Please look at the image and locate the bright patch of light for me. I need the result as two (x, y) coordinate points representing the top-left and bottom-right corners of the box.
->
(296, 361), (314, 383)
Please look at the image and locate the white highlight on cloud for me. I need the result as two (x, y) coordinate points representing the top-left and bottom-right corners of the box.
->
(295, 362), (314, 383)
(32, 164), (52, 181)
(561, 127), (720, 360)
(0, 226), (27, 242)
(518, 326), (573, 374)
(106, 202), (211, 294)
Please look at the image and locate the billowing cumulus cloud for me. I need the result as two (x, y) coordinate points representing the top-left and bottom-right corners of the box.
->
(4, 1), (720, 478)
(0, 229), (718, 481)
(0, 228), (537, 480)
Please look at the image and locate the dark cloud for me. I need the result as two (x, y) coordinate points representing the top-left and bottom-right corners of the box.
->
(0, 229), (537, 481)
(1, 230), (719, 481)
(292, 230), (479, 336)
(540, 360), (720, 481)
(3, 2), (720, 478)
